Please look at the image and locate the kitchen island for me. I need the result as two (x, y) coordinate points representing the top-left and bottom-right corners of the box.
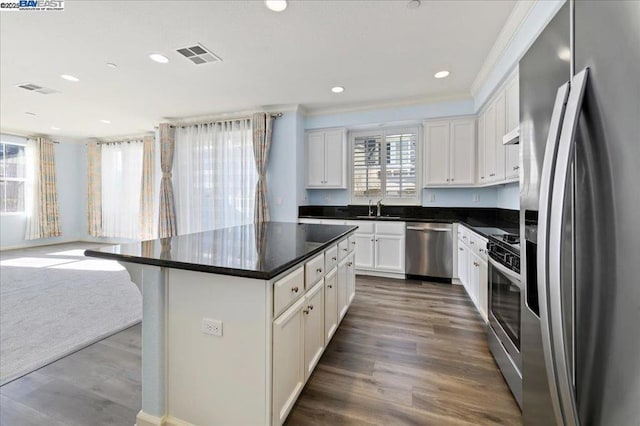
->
(85, 222), (357, 426)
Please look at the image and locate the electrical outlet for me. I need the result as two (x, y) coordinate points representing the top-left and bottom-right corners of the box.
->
(201, 318), (223, 337)
(473, 193), (479, 202)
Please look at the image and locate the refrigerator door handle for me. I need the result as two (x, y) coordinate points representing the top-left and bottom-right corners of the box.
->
(538, 82), (571, 426)
(547, 67), (590, 426)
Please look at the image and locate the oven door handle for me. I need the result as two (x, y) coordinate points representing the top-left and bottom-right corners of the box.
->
(488, 256), (521, 287)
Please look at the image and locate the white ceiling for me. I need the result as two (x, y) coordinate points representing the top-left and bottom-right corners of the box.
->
(0, 0), (516, 141)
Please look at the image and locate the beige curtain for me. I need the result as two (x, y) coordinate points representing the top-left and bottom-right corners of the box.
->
(25, 138), (61, 240)
(139, 135), (155, 240)
(86, 141), (102, 237)
(252, 113), (274, 223)
(158, 123), (178, 237)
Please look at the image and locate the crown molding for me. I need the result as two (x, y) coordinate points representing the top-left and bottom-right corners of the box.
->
(303, 93), (472, 117)
(470, 0), (536, 97)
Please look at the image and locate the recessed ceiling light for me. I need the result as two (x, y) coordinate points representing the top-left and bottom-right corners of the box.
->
(25, 112), (36, 116)
(51, 126), (60, 130)
(265, 0), (287, 12)
(100, 119), (111, 124)
(407, 0), (421, 9)
(434, 70), (450, 79)
(106, 62), (118, 69)
(331, 86), (345, 93)
(149, 53), (169, 64)
(61, 74), (80, 82)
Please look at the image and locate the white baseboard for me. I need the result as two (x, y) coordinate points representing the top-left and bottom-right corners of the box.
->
(0, 237), (79, 251)
(452, 278), (462, 285)
(136, 410), (165, 426)
(356, 270), (406, 280)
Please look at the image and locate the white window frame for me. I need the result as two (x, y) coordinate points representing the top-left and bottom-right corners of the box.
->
(349, 126), (422, 206)
(0, 139), (27, 215)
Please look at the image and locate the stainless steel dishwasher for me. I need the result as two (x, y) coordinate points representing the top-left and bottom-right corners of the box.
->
(405, 222), (453, 281)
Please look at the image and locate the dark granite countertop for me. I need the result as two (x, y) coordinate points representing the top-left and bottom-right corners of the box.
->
(84, 222), (357, 280)
(298, 206), (519, 241)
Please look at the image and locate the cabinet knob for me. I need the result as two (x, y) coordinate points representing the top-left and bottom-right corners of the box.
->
(446, 178), (450, 182)
(490, 173), (496, 177)
(375, 239), (379, 242)
(308, 304), (314, 310)
(352, 241), (356, 245)
(332, 256), (337, 261)
(343, 248), (348, 252)
(470, 241), (474, 245)
(451, 178), (454, 182)
(479, 248), (484, 253)
(459, 247), (464, 251)
(481, 176), (485, 179)
(328, 284), (333, 289)
(348, 262), (353, 267)
(303, 308), (310, 315)
(370, 238), (374, 242)
(474, 262), (480, 267)
(291, 286), (299, 293)
(513, 166), (520, 170)
(316, 268), (322, 273)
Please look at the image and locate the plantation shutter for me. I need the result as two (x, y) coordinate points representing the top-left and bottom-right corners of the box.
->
(352, 134), (382, 199)
(384, 131), (417, 199)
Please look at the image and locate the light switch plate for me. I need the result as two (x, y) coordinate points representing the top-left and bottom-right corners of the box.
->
(202, 318), (223, 336)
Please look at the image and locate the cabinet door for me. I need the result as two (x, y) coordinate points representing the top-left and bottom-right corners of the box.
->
(424, 121), (450, 186)
(324, 130), (345, 187)
(304, 279), (325, 379)
(324, 268), (338, 344)
(478, 258), (488, 322)
(273, 297), (306, 425)
(354, 233), (375, 270)
(494, 91), (507, 181)
(457, 241), (468, 287)
(505, 74), (520, 180)
(484, 102), (497, 182)
(375, 234), (405, 273)
(477, 113), (486, 184)
(306, 132), (325, 187)
(346, 253), (356, 306)
(337, 258), (349, 321)
(469, 252), (480, 307)
(449, 119), (476, 185)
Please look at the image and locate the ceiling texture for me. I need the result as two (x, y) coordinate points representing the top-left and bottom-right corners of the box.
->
(0, 0), (516, 140)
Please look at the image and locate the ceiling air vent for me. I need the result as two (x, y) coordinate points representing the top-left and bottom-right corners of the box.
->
(17, 83), (58, 94)
(176, 43), (222, 65)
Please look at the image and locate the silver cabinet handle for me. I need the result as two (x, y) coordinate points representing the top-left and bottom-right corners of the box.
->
(351, 241), (356, 245)
(490, 173), (496, 177)
(291, 286), (299, 293)
(316, 268), (322, 273)
(481, 176), (485, 179)
(308, 304), (314, 310)
(327, 284), (333, 289)
(479, 248), (485, 253)
(473, 262), (479, 267)
(406, 226), (451, 232)
(343, 248), (348, 252)
(348, 262), (353, 267)
(303, 308), (310, 315)
(332, 256), (337, 261)
(470, 241), (475, 245)
(513, 166), (520, 170)
(459, 247), (464, 251)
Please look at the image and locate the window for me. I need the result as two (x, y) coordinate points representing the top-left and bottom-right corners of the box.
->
(0, 142), (26, 213)
(351, 127), (419, 204)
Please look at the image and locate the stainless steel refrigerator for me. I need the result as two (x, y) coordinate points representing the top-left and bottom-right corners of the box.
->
(520, 1), (640, 425)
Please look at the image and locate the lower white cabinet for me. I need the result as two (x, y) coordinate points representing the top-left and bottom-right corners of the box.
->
(354, 233), (375, 269)
(346, 253), (356, 305)
(457, 226), (489, 322)
(324, 268), (338, 343)
(338, 257), (349, 321)
(304, 279), (325, 379)
(272, 297), (306, 425)
(352, 221), (405, 276)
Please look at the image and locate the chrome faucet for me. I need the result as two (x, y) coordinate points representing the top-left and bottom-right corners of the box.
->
(376, 199), (383, 217)
(368, 199), (374, 217)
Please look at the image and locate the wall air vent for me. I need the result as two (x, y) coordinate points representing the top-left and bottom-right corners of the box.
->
(176, 43), (222, 65)
(17, 83), (58, 94)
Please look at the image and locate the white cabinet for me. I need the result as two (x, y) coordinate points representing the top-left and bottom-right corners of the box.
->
(337, 257), (349, 321)
(424, 118), (476, 186)
(494, 91), (507, 182)
(353, 221), (405, 275)
(305, 129), (346, 188)
(457, 225), (489, 322)
(505, 73), (520, 180)
(324, 268), (338, 343)
(483, 101), (498, 183)
(477, 114), (486, 184)
(303, 279), (325, 379)
(272, 297), (306, 425)
(346, 253), (356, 305)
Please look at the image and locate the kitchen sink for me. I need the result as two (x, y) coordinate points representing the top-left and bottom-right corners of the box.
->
(355, 215), (402, 220)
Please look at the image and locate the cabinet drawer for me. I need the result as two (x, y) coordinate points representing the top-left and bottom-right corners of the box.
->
(352, 221), (374, 233)
(347, 235), (356, 252)
(375, 221), (405, 236)
(273, 266), (305, 317)
(305, 253), (325, 287)
(338, 239), (350, 260)
(325, 245), (338, 272)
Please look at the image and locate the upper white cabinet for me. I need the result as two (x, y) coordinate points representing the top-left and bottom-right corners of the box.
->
(424, 118), (476, 187)
(505, 72), (520, 179)
(478, 68), (520, 185)
(306, 129), (347, 188)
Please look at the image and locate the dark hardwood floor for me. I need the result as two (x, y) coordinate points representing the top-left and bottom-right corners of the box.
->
(0, 276), (521, 425)
(285, 276), (522, 426)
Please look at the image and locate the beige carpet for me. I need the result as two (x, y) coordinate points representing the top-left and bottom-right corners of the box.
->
(0, 242), (142, 385)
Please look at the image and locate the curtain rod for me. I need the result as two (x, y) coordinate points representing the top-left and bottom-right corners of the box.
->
(160, 112), (283, 129)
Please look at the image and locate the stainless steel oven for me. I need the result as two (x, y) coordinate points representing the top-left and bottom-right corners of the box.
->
(487, 237), (523, 408)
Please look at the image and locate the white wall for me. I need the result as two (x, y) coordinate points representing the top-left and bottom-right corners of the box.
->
(0, 134), (85, 250)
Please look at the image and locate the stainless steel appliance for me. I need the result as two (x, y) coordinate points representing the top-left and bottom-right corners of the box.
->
(487, 233), (522, 408)
(405, 222), (452, 280)
(520, 1), (640, 424)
